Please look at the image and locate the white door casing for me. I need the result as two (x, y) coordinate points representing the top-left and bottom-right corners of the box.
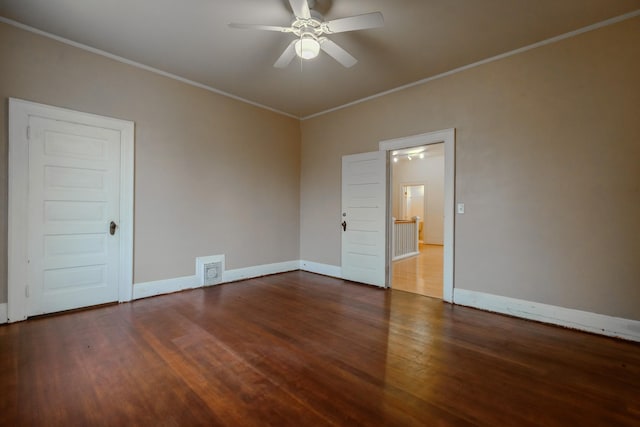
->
(380, 129), (455, 302)
(341, 151), (388, 287)
(8, 99), (134, 321)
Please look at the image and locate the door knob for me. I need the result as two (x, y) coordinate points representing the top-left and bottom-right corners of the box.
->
(110, 221), (117, 236)
(341, 221), (347, 231)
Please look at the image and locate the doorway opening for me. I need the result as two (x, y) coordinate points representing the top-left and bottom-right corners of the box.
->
(379, 129), (455, 303)
(391, 144), (444, 298)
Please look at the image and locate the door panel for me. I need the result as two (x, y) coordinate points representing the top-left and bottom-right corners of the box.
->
(27, 116), (121, 316)
(341, 151), (387, 287)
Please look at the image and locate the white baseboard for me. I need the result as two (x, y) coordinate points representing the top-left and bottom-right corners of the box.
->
(454, 289), (640, 342)
(392, 251), (420, 262)
(133, 275), (199, 300)
(0, 303), (7, 324)
(129, 258), (345, 301)
(222, 260), (299, 283)
(299, 260), (342, 279)
(133, 260), (300, 300)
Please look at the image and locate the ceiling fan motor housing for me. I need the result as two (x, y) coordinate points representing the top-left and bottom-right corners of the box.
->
(291, 10), (324, 39)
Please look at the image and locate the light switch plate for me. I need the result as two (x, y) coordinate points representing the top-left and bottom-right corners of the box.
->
(457, 203), (465, 214)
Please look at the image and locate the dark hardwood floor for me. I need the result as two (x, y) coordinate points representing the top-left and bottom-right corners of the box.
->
(1, 271), (639, 426)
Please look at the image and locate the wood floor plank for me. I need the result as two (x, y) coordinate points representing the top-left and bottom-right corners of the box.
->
(1, 271), (639, 426)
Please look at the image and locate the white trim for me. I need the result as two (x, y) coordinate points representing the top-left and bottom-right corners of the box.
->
(7, 98), (135, 322)
(392, 251), (420, 262)
(133, 275), (199, 300)
(299, 260), (342, 279)
(380, 129), (455, 303)
(118, 118), (135, 303)
(0, 17), (297, 120)
(133, 254), (225, 300)
(454, 289), (640, 343)
(132, 260), (300, 300)
(0, 303), (7, 324)
(7, 100), (29, 322)
(302, 10), (640, 120)
(222, 261), (299, 283)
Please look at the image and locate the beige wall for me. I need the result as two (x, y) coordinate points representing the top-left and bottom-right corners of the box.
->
(2, 17), (639, 321)
(0, 22), (301, 302)
(300, 17), (640, 320)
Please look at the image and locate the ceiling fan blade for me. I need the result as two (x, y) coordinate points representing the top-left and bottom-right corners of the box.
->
(274, 40), (298, 68)
(289, 0), (311, 19)
(320, 39), (357, 68)
(325, 12), (384, 34)
(228, 23), (291, 32)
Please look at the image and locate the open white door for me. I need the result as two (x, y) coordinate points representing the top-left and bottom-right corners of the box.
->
(341, 151), (388, 287)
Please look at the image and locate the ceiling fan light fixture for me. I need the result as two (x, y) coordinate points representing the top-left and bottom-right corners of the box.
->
(295, 35), (320, 60)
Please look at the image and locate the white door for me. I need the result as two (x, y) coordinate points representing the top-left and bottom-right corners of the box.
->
(26, 116), (122, 316)
(341, 151), (388, 287)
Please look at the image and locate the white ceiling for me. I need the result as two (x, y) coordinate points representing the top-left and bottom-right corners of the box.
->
(1, 0), (638, 118)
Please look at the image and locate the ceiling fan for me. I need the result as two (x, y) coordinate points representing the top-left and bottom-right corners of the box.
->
(228, 0), (384, 68)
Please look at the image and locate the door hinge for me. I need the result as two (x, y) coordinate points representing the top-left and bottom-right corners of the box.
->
(25, 285), (30, 298)
(26, 126), (31, 140)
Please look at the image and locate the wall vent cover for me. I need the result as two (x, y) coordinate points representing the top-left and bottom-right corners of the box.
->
(203, 261), (223, 286)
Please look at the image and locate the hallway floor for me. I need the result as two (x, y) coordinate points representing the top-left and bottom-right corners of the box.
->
(392, 244), (443, 299)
